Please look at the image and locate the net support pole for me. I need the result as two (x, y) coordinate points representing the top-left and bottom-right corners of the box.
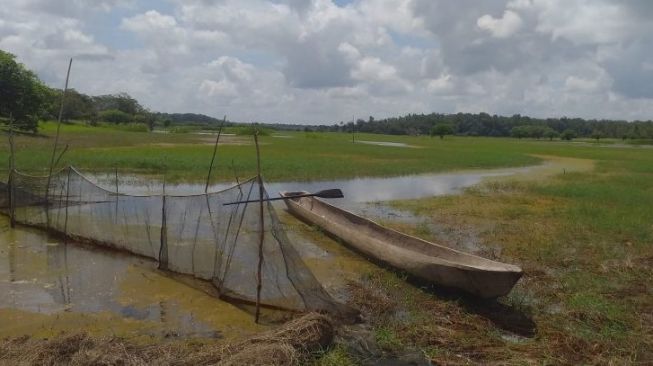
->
(158, 173), (168, 270)
(254, 131), (265, 323)
(205, 116), (226, 193)
(7, 113), (15, 228)
(63, 167), (71, 236)
(45, 58), (73, 228)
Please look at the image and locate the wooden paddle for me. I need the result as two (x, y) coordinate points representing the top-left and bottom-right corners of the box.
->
(223, 189), (343, 206)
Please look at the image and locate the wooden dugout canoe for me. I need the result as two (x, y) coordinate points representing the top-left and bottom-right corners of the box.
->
(280, 191), (523, 298)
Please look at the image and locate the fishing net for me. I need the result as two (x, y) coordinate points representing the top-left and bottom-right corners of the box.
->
(0, 166), (355, 321)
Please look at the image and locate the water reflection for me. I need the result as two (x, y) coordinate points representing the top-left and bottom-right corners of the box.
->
(92, 165), (537, 203)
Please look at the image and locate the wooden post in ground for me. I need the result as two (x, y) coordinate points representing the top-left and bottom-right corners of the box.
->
(254, 131), (265, 323)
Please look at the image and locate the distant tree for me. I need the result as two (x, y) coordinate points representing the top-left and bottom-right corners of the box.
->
(561, 129), (576, 141)
(544, 129), (559, 141)
(99, 109), (132, 124)
(528, 125), (546, 139)
(163, 118), (172, 128)
(93, 93), (143, 115)
(0, 49), (49, 132)
(511, 126), (528, 139)
(430, 123), (454, 139)
(591, 130), (602, 141)
(47, 88), (96, 122)
(143, 112), (156, 131)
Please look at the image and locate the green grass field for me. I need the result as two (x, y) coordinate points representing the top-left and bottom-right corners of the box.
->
(3, 121), (650, 183)
(1, 121), (652, 364)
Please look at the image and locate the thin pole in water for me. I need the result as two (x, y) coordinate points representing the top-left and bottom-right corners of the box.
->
(46, 58), (73, 228)
(159, 172), (168, 270)
(205, 116), (226, 193)
(7, 113), (15, 228)
(254, 131), (265, 324)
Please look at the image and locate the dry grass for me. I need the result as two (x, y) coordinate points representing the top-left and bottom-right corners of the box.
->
(0, 312), (334, 366)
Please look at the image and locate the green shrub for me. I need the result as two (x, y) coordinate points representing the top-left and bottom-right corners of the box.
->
(235, 125), (272, 136)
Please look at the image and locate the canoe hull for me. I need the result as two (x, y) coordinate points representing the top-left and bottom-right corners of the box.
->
(281, 192), (522, 298)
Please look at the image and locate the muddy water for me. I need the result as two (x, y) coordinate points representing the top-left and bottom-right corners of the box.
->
(0, 218), (262, 339)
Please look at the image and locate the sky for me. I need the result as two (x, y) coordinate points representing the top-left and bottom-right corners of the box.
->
(1, 0), (653, 124)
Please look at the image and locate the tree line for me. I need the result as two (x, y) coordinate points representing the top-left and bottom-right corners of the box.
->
(3, 48), (652, 139)
(0, 49), (228, 132)
(315, 113), (653, 140)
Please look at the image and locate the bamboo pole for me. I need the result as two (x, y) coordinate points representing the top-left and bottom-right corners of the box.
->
(205, 116), (226, 193)
(254, 131), (265, 323)
(45, 58), (73, 228)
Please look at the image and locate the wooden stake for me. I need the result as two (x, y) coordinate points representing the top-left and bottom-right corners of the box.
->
(53, 144), (69, 168)
(205, 116), (226, 193)
(45, 58), (73, 227)
(254, 131), (265, 323)
(114, 167), (119, 224)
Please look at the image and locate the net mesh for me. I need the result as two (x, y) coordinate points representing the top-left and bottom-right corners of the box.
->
(0, 166), (354, 321)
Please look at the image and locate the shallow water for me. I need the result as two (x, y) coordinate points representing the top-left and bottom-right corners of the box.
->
(92, 164), (538, 200)
(0, 219), (261, 339)
(355, 140), (414, 148)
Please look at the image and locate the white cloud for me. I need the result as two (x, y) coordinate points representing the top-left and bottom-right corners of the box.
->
(1, 0), (653, 123)
(121, 10), (177, 32)
(477, 10), (523, 38)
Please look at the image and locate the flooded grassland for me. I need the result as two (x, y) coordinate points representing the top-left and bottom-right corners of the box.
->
(1, 127), (652, 365)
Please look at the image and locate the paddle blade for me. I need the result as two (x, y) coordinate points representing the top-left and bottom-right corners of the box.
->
(314, 188), (344, 199)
